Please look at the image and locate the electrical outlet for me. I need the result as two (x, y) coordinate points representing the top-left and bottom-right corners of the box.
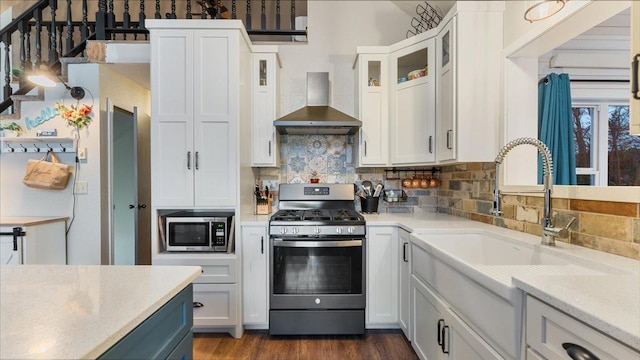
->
(74, 181), (88, 194)
(77, 147), (87, 160)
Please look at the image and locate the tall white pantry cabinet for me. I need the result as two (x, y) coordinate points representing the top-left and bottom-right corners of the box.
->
(149, 22), (241, 208)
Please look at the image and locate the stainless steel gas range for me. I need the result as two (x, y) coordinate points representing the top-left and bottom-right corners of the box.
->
(269, 183), (366, 335)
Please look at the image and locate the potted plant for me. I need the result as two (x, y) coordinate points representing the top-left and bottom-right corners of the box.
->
(0, 122), (23, 137)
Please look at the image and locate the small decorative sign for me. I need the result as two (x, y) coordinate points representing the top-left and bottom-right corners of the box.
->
(36, 129), (57, 137)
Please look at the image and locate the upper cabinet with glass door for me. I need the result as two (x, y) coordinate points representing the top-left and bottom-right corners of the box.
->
(354, 48), (389, 167)
(252, 46), (280, 167)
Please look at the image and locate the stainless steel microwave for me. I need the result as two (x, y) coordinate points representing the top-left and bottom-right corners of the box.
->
(165, 211), (234, 252)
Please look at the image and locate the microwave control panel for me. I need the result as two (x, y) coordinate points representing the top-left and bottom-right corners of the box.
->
(212, 222), (227, 251)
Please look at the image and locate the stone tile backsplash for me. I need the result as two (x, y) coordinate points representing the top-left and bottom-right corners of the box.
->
(257, 142), (640, 259)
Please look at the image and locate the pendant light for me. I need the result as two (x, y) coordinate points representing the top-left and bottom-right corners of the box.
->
(524, 0), (567, 23)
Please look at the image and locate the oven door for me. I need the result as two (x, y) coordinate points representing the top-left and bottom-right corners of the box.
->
(270, 237), (365, 310)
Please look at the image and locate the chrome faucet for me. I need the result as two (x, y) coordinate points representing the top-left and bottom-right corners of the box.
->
(492, 137), (574, 246)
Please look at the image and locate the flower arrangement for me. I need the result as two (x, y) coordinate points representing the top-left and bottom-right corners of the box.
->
(55, 102), (93, 129)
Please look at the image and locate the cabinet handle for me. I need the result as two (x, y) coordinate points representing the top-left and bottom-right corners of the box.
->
(195, 151), (199, 170)
(633, 54), (639, 100)
(261, 236), (264, 254)
(428, 136), (433, 153)
(268, 141), (272, 156)
(437, 319), (445, 346)
(193, 302), (204, 308)
(187, 151), (191, 170)
(562, 343), (600, 360)
(441, 325), (449, 354)
(403, 242), (408, 262)
(364, 141), (367, 157)
(446, 130), (453, 150)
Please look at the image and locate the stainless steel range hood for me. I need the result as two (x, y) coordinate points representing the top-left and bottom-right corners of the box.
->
(274, 73), (362, 135)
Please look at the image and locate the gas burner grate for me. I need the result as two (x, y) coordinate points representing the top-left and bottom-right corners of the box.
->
(271, 210), (304, 221)
(303, 209), (332, 221)
(331, 209), (363, 221)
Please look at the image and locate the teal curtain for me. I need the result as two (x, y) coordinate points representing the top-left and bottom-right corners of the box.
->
(538, 73), (576, 185)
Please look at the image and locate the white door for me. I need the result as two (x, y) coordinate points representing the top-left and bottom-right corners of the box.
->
(107, 98), (139, 265)
(412, 275), (448, 360)
(242, 226), (269, 325)
(367, 226), (399, 325)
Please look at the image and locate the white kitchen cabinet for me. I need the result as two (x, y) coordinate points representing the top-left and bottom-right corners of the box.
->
(411, 274), (502, 360)
(0, 218), (67, 265)
(526, 295), (639, 359)
(398, 228), (411, 340)
(390, 36), (436, 165)
(241, 225), (269, 327)
(251, 48), (279, 167)
(354, 49), (389, 167)
(153, 253), (242, 338)
(366, 226), (399, 327)
(150, 26), (238, 207)
(436, 16), (456, 162)
(630, 2), (640, 135)
(435, 4), (504, 163)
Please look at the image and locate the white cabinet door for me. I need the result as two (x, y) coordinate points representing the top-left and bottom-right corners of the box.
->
(151, 29), (237, 207)
(356, 52), (389, 167)
(193, 283), (238, 327)
(0, 233), (21, 265)
(366, 226), (398, 326)
(241, 226), (269, 325)
(251, 52), (278, 166)
(411, 274), (447, 360)
(390, 38), (436, 165)
(398, 228), (411, 339)
(436, 17), (456, 163)
(151, 30), (195, 207)
(446, 309), (503, 360)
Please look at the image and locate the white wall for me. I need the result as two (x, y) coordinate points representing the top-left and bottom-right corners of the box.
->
(277, 1), (412, 118)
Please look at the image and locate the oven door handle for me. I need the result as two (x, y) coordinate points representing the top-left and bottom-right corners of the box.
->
(273, 239), (362, 248)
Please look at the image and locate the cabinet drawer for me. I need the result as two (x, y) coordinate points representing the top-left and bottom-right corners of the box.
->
(193, 283), (237, 327)
(154, 257), (237, 283)
(411, 242), (434, 285)
(526, 296), (639, 359)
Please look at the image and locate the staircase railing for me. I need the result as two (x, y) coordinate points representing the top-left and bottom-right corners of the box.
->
(1, 0), (307, 115)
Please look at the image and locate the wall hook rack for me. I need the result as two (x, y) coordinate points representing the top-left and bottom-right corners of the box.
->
(0, 137), (76, 154)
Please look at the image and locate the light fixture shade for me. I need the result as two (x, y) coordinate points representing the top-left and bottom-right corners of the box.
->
(524, 0), (566, 22)
(27, 74), (56, 88)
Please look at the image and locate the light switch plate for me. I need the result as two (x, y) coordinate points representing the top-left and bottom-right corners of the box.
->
(74, 181), (88, 194)
(77, 147), (87, 160)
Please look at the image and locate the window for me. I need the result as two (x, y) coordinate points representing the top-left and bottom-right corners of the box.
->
(572, 103), (640, 186)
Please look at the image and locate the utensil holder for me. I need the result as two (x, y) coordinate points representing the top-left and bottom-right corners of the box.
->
(360, 196), (380, 213)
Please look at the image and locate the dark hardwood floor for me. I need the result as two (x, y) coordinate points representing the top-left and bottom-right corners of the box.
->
(193, 330), (418, 360)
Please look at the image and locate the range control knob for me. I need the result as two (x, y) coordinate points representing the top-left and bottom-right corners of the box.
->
(280, 227), (288, 234)
(314, 226), (320, 234)
(336, 227), (343, 234)
(315, 298), (321, 305)
(292, 227), (299, 234)
(347, 226), (355, 234)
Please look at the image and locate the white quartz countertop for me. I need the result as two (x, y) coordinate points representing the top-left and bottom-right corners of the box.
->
(0, 217), (68, 226)
(0, 265), (201, 359)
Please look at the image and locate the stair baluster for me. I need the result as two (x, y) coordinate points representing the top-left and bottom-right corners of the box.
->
(19, 21), (27, 75)
(246, 0), (251, 30)
(261, 0), (266, 30)
(34, 8), (43, 68)
(138, 0), (147, 40)
(290, 0), (295, 30)
(26, 25), (32, 71)
(231, 0), (236, 20)
(168, 0), (177, 19)
(2, 38), (11, 104)
(186, 0), (192, 19)
(201, 0), (206, 19)
(96, 0), (107, 40)
(107, 0), (115, 39)
(215, 0), (222, 19)
(155, 0), (161, 19)
(57, 24), (64, 59)
(81, 0), (88, 41)
(49, 0), (58, 64)
(276, 0), (280, 30)
(66, 0), (74, 51)
(123, 0), (131, 40)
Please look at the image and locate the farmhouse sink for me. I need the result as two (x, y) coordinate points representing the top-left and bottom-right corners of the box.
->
(410, 229), (617, 360)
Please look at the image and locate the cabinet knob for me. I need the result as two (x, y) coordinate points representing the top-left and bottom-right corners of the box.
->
(562, 343), (600, 360)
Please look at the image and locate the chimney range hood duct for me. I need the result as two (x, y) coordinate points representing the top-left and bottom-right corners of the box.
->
(273, 72), (362, 135)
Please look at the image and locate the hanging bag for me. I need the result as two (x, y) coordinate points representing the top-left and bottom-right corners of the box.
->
(22, 151), (73, 190)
